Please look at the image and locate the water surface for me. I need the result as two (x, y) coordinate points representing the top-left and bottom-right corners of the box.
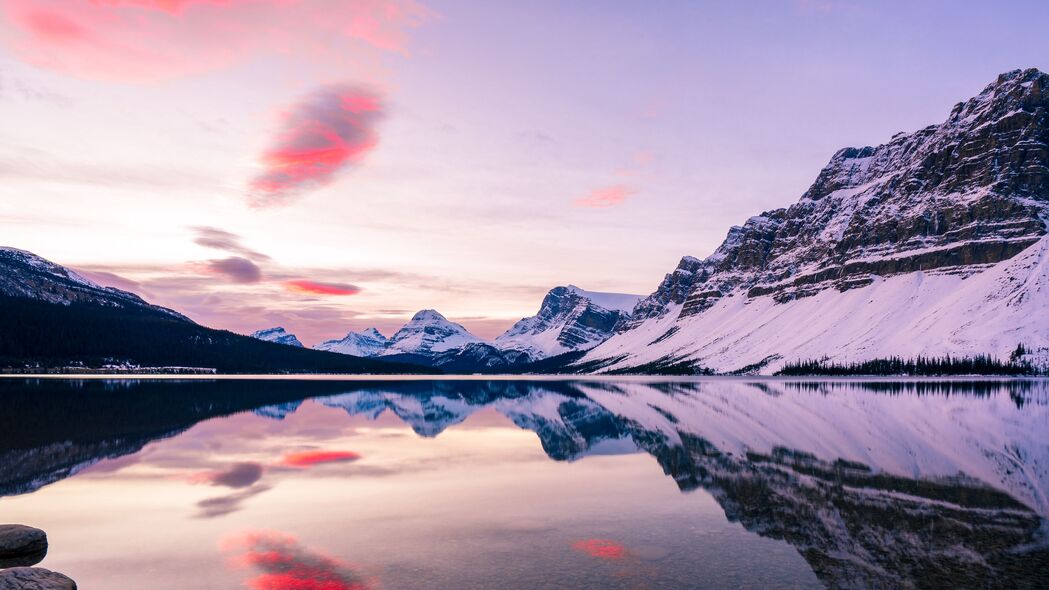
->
(1, 377), (1047, 589)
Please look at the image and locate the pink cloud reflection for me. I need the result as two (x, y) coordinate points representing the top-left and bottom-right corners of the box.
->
(277, 450), (361, 468)
(221, 530), (372, 590)
(572, 538), (628, 560)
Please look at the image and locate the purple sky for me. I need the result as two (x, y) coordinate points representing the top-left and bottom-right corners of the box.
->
(0, 0), (1046, 344)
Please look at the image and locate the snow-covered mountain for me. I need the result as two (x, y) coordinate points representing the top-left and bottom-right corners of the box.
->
(318, 310), (484, 360)
(250, 327), (304, 348)
(580, 68), (1049, 375)
(0, 246), (188, 320)
(314, 328), (388, 357)
(383, 309), (482, 355)
(495, 285), (642, 361)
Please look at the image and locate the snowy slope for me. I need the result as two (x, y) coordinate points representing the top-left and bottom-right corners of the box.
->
(315, 328), (388, 357)
(581, 68), (1049, 374)
(586, 235), (1049, 374)
(495, 285), (642, 360)
(250, 327), (304, 348)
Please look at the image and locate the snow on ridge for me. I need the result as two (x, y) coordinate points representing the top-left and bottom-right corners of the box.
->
(565, 285), (643, 313)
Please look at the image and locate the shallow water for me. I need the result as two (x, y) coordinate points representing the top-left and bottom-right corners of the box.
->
(1, 377), (1048, 589)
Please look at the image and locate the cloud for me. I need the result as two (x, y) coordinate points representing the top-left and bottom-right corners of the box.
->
(574, 185), (635, 208)
(221, 530), (372, 590)
(204, 257), (263, 283)
(249, 84), (385, 206)
(192, 226), (270, 261)
(188, 462), (265, 488)
(0, 0), (432, 82)
(283, 280), (361, 296)
(572, 539), (627, 560)
(277, 450), (361, 468)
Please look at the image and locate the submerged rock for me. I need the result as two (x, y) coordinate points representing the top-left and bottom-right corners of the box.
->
(0, 568), (76, 590)
(0, 525), (47, 568)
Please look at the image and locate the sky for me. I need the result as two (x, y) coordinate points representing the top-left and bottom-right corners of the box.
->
(1, 0), (1047, 345)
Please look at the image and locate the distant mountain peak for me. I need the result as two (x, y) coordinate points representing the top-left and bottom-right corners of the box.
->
(314, 327), (388, 357)
(359, 327), (386, 340)
(495, 285), (641, 360)
(251, 327), (304, 348)
(409, 309), (448, 323)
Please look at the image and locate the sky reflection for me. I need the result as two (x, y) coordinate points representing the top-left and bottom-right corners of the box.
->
(0, 378), (1047, 588)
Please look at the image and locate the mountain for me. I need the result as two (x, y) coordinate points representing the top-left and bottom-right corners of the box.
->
(494, 285), (642, 361)
(0, 247), (188, 320)
(579, 68), (1049, 375)
(315, 288), (641, 373)
(382, 309), (482, 356)
(0, 247), (432, 374)
(250, 327), (303, 348)
(314, 328), (388, 357)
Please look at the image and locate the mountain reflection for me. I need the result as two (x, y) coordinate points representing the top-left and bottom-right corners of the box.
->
(1, 377), (1047, 589)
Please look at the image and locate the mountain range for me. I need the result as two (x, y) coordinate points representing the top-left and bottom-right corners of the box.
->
(252, 285), (642, 372)
(4, 69), (1049, 374)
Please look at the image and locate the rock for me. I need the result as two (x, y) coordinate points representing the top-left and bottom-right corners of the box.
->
(0, 525), (47, 568)
(0, 568), (76, 590)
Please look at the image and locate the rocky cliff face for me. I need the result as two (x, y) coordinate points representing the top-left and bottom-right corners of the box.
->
(584, 69), (1049, 373)
(687, 68), (1048, 309)
(496, 285), (641, 360)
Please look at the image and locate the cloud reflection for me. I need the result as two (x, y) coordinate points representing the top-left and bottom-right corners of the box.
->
(197, 484), (271, 519)
(222, 530), (372, 590)
(188, 462), (264, 488)
(277, 450), (361, 468)
(572, 538), (627, 560)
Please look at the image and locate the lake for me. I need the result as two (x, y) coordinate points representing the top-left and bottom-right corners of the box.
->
(1, 377), (1047, 589)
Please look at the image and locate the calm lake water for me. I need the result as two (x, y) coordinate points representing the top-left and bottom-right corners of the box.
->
(1, 377), (1047, 589)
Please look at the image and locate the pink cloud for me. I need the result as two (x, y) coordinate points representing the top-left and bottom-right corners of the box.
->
(574, 185), (635, 208)
(221, 530), (372, 590)
(249, 85), (384, 206)
(283, 280), (361, 296)
(572, 539), (627, 560)
(277, 450), (361, 468)
(1, 0), (432, 82)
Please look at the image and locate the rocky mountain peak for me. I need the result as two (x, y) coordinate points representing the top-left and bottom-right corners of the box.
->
(385, 309), (481, 356)
(250, 327), (304, 348)
(496, 285), (641, 360)
(359, 328), (386, 340)
(314, 327), (388, 357)
(409, 309), (448, 323)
